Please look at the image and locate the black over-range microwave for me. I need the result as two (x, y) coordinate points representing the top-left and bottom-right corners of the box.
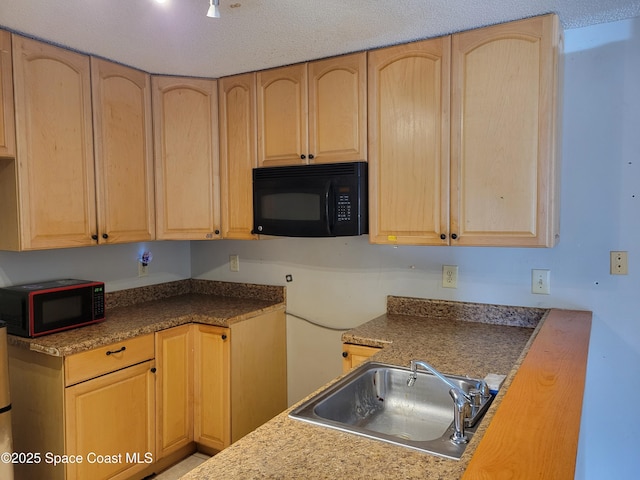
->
(0, 279), (105, 338)
(252, 161), (368, 237)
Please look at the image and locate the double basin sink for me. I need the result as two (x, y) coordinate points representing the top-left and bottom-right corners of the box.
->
(290, 361), (494, 460)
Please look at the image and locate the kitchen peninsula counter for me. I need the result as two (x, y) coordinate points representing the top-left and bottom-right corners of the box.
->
(7, 278), (288, 480)
(181, 298), (591, 480)
(7, 279), (286, 356)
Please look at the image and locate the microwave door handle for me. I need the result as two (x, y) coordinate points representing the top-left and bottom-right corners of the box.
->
(325, 182), (335, 235)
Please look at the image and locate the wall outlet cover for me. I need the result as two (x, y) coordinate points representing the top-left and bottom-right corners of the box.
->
(442, 265), (458, 288)
(610, 251), (628, 275)
(229, 254), (240, 272)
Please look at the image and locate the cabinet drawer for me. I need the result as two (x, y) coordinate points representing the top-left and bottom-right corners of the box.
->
(64, 334), (154, 386)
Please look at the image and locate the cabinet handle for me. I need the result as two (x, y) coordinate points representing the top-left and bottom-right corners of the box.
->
(150, 367), (157, 374)
(102, 233), (109, 239)
(91, 234), (98, 241)
(342, 351), (348, 358)
(221, 334), (227, 340)
(440, 234), (446, 240)
(308, 154), (314, 160)
(106, 346), (126, 356)
(215, 229), (220, 235)
(300, 154), (306, 160)
(451, 233), (458, 240)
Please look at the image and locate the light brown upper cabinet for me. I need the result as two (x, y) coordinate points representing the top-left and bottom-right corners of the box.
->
(219, 72), (258, 239)
(308, 53), (367, 164)
(0, 31), (18, 251)
(2, 35), (155, 251)
(369, 14), (561, 247)
(10, 35), (96, 250)
(368, 36), (451, 246)
(0, 30), (15, 158)
(450, 14), (561, 247)
(257, 52), (367, 167)
(153, 76), (221, 240)
(91, 58), (155, 244)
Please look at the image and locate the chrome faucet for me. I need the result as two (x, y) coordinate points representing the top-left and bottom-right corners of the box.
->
(407, 359), (472, 445)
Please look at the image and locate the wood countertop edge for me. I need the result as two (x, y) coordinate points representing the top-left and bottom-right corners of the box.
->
(462, 309), (592, 479)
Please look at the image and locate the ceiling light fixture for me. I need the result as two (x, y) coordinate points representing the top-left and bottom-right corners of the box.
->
(207, 0), (220, 18)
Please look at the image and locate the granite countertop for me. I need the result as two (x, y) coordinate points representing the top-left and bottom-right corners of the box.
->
(181, 297), (547, 480)
(7, 279), (286, 357)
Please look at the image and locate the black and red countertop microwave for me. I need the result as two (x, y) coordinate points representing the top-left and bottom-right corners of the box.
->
(0, 279), (105, 338)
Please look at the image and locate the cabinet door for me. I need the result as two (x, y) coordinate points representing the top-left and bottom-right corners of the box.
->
(219, 72), (258, 239)
(65, 360), (155, 480)
(257, 64), (308, 166)
(194, 325), (230, 451)
(0, 30), (15, 157)
(0, 31), (18, 250)
(91, 58), (155, 244)
(12, 35), (96, 249)
(342, 344), (381, 373)
(308, 53), (367, 164)
(153, 76), (221, 240)
(155, 325), (194, 459)
(368, 38), (451, 245)
(450, 14), (561, 246)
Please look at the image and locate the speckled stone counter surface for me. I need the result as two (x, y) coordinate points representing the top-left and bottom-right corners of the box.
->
(7, 279), (285, 356)
(180, 297), (547, 480)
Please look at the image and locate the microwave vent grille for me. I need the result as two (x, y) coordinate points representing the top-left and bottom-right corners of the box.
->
(253, 161), (366, 180)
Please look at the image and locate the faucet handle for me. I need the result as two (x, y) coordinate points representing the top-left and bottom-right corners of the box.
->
(477, 380), (491, 398)
(469, 388), (483, 407)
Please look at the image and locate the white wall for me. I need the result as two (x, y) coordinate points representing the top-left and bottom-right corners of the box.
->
(0, 16), (637, 478)
(191, 17), (640, 479)
(0, 241), (191, 291)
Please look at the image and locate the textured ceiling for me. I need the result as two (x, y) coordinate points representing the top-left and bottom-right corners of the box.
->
(1, 0), (639, 78)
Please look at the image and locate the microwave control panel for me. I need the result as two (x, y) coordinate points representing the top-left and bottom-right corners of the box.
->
(337, 192), (353, 222)
(93, 285), (105, 318)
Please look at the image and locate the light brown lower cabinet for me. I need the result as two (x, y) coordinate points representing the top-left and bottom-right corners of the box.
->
(8, 310), (287, 480)
(155, 325), (195, 459)
(193, 324), (230, 451)
(157, 312), (287, 456)
(9, 334), (156, 480)
(342, 343), (381, 373)
(65, 360), (156, 480)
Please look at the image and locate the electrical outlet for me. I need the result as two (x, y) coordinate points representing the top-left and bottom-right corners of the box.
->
(610, 251), (628, 275)
(138, 262), (148, 277)
(229, 254), (240, 272)
(442, 265), (458, 288)
(531, 269), (550, 294)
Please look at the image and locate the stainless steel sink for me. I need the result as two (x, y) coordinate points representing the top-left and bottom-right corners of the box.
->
(289, 362), (494, 460)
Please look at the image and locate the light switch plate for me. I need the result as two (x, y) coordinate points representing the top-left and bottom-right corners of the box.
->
(531, 269), (550, 294)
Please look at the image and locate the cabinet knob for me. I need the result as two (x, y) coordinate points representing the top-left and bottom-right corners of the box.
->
(215, 229), (220, 235)
(91, 234), (98, 240)
(440, 234), (446, 240)
(308, 154), (314, 160)
(221, 334), (227, 340)
(342, 351), (348, 358)
(102, 233), (109, 239)
(451, 233), (458, 240)
(150, 367), (157, 374)
(300, 154), (306, 160)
